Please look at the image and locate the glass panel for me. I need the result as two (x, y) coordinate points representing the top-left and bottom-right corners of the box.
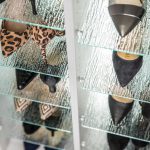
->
(82, 92), (150, 142)
(0, 37), (67, 78)
(0, 0), (64, 30)
(81, 47), (150, 103)
(0, 119), (71, 150)
(78, 0), (150, 55)
(0, 66), (70, 108)
(81, 128), (150, 150)
(0, 97), (72, 133)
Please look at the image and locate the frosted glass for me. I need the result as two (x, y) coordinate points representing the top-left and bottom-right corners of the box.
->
(0, 38), (67, 77)
(82, 92), (150, 143)
(78, 0), (150, 55)
(0, 0), (64, 30)
(3, 98), (72, 133)
(0, 66), (70, 109)
(81, 48), (150, 103)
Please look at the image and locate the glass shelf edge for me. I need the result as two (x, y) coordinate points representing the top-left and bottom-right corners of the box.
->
(81, 86), (150, 105)
(82, 124), (150, 144)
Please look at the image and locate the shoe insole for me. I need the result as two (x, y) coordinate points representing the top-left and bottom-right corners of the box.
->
(4, 21), (27, 33)
(112, 0), (142, 6)
(117, 52), (140, 60)
(112, 95), (133, 103)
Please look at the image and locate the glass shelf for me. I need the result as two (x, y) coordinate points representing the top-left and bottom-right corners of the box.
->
(80, 47), (150, 104)
(0, 96), (72, 133)
(0, 66), (70, 109)
(78, 0), (150, 56)
(81, 128), (150, 150)
(0, 37), (68, 78)
(0, 0), (64, 30)
(81, 92), (150, 143)
(0, 119), (71, 150)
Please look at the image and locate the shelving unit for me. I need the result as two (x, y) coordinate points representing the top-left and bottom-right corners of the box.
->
(0, 0), (150, 149)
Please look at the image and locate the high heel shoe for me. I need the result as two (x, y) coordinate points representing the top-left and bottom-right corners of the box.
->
(15, 69), (38, 90)
(107, 133), (129, 150)
(24, 142), (39, 150)
(40, 74), (61, 93)
(14, 98), (32, 112)
(109, 95), (134, 125)
(108, 0), (145, 37)
(113, 51), (143, 87)
(39, 103), (59, 121)
(29, 0), (37, 15)
(132, 139), (149, 150)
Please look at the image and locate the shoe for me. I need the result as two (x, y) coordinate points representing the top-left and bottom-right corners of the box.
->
(113, 51), (143, 87)
(139, 102), (150, 120)
(39, 103), (59, 121)
(14, 98), (32, 112)
(23, 122), (40, 135)
(1, 20), (65, 63)
(107, 133), (129, 150)
(108, 1), (145, 37)
(29, 0), (37, 15)
(15, 69), (38, 90)
(40, 74), (61, 93)
(109, 95), (134, 125)
(24, 141), (39, 150)
(132, 139), (149, 150)
(0, 0), (5, 4)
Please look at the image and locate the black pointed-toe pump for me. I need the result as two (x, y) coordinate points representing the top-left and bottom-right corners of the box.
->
(24, 142), (39, 150)
(113, 51), (143, 87)
(132, 139), (149, 150)
(108, 0), (145, 37)
(109, 95), (134, 125)
(0, 0), (5, 4)
(40, 74), (61, 93)
(23, 122), (41, 135)
(107, 133), (129, 150)
(15, 69), (38, 90)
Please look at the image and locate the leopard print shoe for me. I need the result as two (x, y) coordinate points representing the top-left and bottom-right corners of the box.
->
(0, 20), (65, 64)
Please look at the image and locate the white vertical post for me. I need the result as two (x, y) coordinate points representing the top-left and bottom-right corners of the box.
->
(64, 0), (81, 150)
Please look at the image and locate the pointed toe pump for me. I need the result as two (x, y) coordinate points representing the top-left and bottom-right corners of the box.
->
(24, 142), (39, 150)
(113, 51), (143, 87)
(108, 0), (145, 37)
(0, 0), (5, 4)
(107, 133), (129, 150)
(40, 74), (61, 93)
(109, 95), (134, 125)
(15, 69), (38, 90)
(23, 123), (41, 135)
(132, 139), (149, 150)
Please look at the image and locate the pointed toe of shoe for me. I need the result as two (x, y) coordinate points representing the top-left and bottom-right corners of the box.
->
(132, 139), (149, 149)
(107, 133), (129, 150)
(109, 95), (133, 125)
(108, 4), (145, 37)
(112, 52), (143, 87)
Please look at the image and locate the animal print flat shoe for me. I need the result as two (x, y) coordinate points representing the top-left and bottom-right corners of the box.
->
(0, 20), (65, 64)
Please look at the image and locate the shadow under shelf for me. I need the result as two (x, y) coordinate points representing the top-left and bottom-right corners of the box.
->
(78, 0), (150, 56)
(0, 0), (64, 30)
